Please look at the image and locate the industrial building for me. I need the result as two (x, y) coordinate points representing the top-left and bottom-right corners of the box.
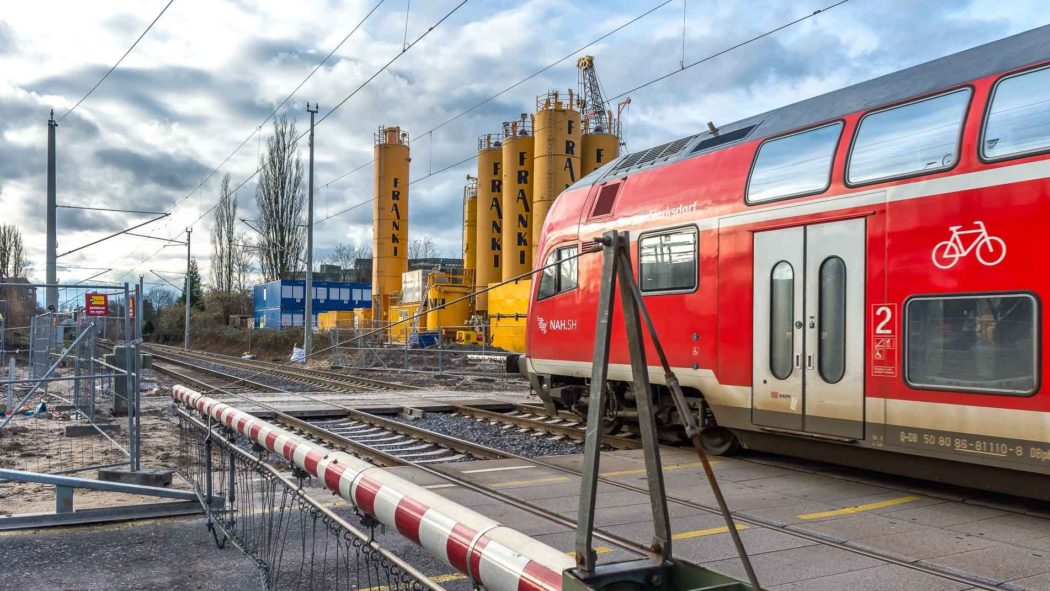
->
(252, 279), (371, 329)
(349, 58), (622, 352)
(470, 56), (622, 352)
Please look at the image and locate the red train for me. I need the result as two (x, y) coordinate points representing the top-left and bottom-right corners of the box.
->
(519, 27), (1050, 496)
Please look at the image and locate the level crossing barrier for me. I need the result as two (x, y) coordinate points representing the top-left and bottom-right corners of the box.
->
(173, 385), (574, 591)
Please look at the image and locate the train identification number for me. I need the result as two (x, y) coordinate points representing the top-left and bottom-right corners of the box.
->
(870, 304), (898, 377)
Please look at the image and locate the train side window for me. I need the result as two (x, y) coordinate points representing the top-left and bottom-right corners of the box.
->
(983, 66), (1050, 161)
(770, 261), (795, 380)
(747, 122), (843, 204)
(537, 245), (578, 300)
(905, 294), (1038, 396)
(818, 256), (846, 383)
(638, 228), (697, 293)
(847, 88), (971, 185)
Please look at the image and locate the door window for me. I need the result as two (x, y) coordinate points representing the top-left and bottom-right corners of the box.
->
(770, 261), (795, 380)
(818, 257), (847, 383)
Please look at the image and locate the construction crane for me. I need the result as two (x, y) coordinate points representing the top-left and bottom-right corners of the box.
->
(576, 55), (614, 133)
(577, 55), (629, 149)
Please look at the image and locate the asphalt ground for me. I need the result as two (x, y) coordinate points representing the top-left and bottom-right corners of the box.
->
(404, 447), (1050, 591)
(3, 430), (1047, 590)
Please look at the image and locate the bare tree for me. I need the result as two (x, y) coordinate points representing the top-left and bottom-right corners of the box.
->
(332, 242), (368, 277)
(409, 236), (439, 260)
(210, 173), (241, 293)
(0, 224), (30, 278)
(146, 286), (177, 309)
(233, 237), (255, 293)
(255, 116), (305, 281)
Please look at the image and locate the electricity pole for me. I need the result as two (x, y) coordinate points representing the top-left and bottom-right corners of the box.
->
(304, 103), (318, 359)
(46, 111), (58, 309)
(184, 227), (192, 349)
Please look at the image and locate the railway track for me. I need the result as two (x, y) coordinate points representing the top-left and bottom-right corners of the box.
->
(453, 403), (643, 450)
(145, 343), (416, 392)
(268, 404), (1006, 591)
(147, 344), (1012, 589)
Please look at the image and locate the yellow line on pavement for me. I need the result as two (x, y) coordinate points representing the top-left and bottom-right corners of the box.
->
(492, 461), (710, 488)
(492, 475), (571, 488)
(599, 462), (706, 478)
(797, 495), (920, 520)
(672, 523), (748, 540)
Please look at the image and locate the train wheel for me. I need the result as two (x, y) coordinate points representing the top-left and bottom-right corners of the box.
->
(700, 427), (740, 456)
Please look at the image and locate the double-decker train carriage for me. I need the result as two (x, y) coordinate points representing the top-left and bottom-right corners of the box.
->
(518, 26), (1050, 496)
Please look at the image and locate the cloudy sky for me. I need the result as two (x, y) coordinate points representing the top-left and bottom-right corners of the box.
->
(0, 0), (1046, 293)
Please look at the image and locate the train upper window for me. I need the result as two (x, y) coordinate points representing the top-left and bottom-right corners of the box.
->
(847, 88), (971, 185)
(638, 228), (697, 293)
(983, 66), (1050, 161)
(905, 293), (1038, 396)
(537, 245), (578, 300)
(747, 122), (842, 204)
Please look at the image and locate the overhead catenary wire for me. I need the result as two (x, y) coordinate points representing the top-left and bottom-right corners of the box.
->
(315, 0), (848, 229)
(149, 245), (597, 396)
(606, 0), (853, 103)
(123, 0), (386, 244)
(109, 0), (400, 281)
(319, 0), (674, 190)
(58, 0), (175, 122)
(120, 0), (843, 283)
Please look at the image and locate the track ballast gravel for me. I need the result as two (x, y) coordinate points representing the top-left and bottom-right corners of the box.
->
(394, 411), (587, 457)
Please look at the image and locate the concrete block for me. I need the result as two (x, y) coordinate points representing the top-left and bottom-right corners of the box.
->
(64, 423), (120, 437)
(97, 469), (173, 488)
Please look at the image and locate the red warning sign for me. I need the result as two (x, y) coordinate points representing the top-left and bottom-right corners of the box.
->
(85, 293), (108, 317)
(871, 303), (897, 377)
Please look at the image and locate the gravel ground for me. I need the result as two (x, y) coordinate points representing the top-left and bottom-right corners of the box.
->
(395, 412), (588, 457)
(181, 359), (316, 392)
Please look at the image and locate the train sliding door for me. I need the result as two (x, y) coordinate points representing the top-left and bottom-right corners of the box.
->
(752, 218), (866, 439)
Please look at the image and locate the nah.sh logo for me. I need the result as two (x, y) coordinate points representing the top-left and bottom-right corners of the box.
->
(537, 317), (576, 334)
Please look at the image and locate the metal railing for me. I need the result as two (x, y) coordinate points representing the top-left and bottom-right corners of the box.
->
(176, 408), (444, 591)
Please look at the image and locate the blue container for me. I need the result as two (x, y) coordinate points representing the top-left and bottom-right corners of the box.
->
(253, 280), (372, 329)
(408, 331), (440, 348)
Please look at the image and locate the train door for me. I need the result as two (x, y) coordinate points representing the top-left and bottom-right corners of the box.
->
(752, 218), (866, 439)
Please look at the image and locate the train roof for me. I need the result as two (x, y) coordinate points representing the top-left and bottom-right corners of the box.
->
(579, 24), (1050, 187)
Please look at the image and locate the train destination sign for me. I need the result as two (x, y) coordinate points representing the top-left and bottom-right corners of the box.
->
(85, 293), (108, 317)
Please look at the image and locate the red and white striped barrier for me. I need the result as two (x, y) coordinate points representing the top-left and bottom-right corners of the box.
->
(173, 385), (572, 591)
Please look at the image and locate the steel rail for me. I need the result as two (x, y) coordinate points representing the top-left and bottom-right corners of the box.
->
(454, 405), (642, 450)
(150, 355), (288, 393)
(145, 343), (416, 391)
(343, 409), (519, 461)
(269, 411), (652, 560)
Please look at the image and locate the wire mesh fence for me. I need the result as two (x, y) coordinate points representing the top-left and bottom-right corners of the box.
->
(176, 409), (446, 591)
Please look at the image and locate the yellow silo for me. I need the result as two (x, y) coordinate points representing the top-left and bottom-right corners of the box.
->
(474, 134), (503, 311)
(501, 118), (534, 280)
(582, 131), (619, 176)
(372, 126), (410, 324)
(462, 176), (477, 274)
(533, 90), (581, 258)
